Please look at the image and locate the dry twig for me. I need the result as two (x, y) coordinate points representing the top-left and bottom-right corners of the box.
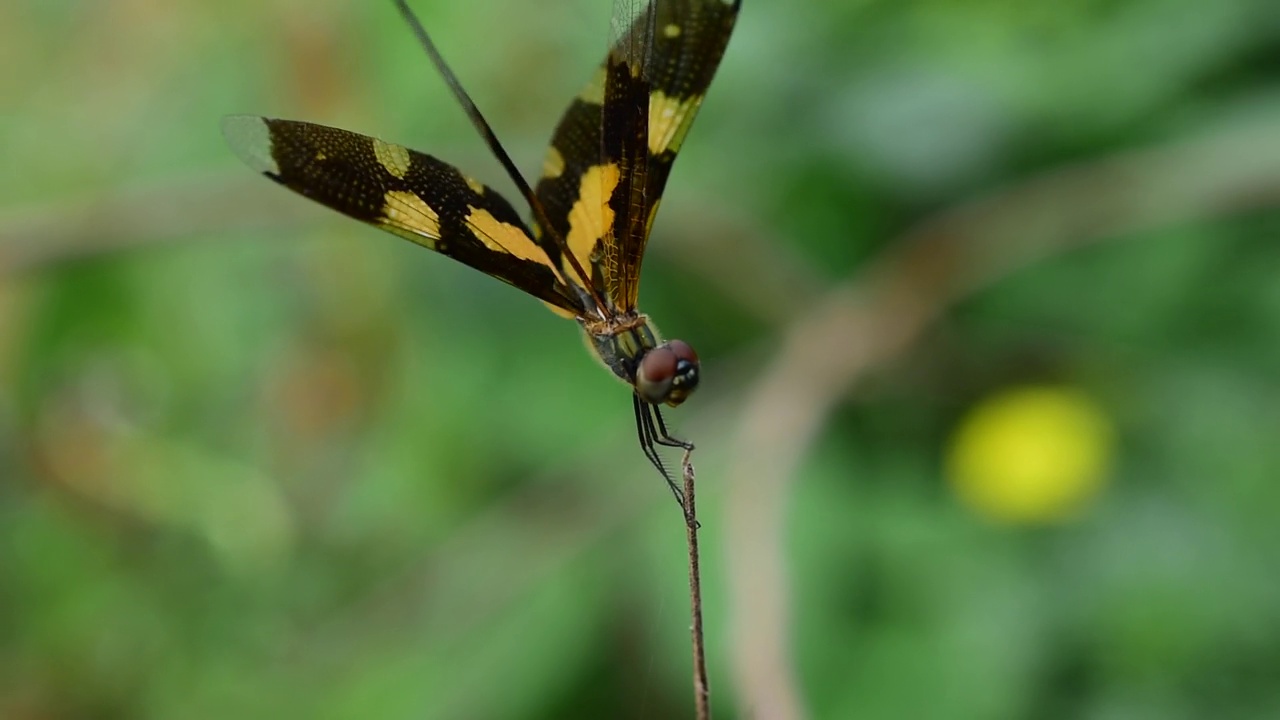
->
(681, 450), (711, 719)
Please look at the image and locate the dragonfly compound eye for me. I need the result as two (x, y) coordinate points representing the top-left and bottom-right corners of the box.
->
(663, 340), (700, 407)
(636, 341), (700, 407)
(636, 345), (677, 405)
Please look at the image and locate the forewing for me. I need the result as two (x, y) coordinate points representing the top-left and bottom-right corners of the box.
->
(601, 0), (657, 314)
(533, 0), (741, 312)
(222, 116), (590, 318)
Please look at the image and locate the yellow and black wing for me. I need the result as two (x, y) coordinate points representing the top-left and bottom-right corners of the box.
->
(222, 116), (593, 318)
(533, 0), (741, 312)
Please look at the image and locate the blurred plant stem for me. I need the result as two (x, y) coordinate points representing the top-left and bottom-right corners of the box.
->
(723, 119), (1280, 720)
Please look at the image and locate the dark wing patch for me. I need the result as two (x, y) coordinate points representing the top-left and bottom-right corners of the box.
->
(529, 73), (616, 305)
(222, 116), (590, 318)
(533, 0), (741, 313)
(602, 6), (655, 316)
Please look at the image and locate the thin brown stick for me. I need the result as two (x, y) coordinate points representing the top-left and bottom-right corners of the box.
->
(681, 450), (710, 720)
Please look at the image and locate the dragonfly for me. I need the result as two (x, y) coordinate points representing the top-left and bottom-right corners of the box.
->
(222, 0), (740, 500)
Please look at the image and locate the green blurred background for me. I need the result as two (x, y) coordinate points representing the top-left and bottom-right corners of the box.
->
(3, 0), (1280, 718)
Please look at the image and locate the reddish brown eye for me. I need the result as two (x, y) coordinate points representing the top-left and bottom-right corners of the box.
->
(663, 339), (700, 407)
(636, 346), (677, 404)
(635, 340), (701, 407)
(668, 339), (698, 366)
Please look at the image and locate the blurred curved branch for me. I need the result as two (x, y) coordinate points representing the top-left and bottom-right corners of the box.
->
(721, 121), (1280, 720)
(0, 169), (330, 274)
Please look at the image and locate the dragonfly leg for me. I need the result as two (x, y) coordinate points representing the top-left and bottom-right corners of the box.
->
(635, 394), (685, 505)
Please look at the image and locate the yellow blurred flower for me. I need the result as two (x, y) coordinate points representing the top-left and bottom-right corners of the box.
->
(946, 386), (1114, 524)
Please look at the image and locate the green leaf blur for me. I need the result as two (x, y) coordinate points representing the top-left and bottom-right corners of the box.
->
(2, 0), (1278, 718)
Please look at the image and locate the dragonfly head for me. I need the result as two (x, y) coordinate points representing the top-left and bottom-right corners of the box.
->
(636, 340), (700, 407)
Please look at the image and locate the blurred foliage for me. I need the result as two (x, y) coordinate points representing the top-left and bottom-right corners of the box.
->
(2, 0), (1280, 718)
